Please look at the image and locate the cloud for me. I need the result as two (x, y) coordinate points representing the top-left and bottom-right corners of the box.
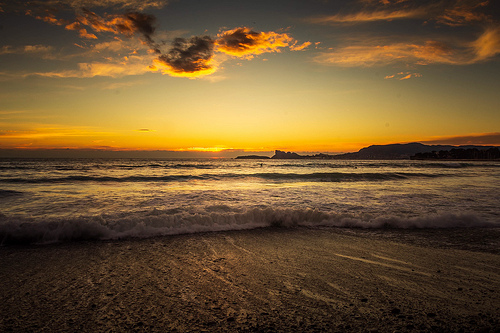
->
(314, 25), (500, 69)
(314, 40), (462, 67)
(8, 1), (309, 80)
(0, 125), (114, 140)
(215, 27), (300, 58)
(0, 45), (54, 56)
(384, 71), (422, 80)
(307, 8), (426, 24)
(307, 0), (494, 27)
(27, 55), (154, 78)
(150, 28), (310, 78)
(152, 36), (216, 78)
(59, 9), (158, 48)
(421, 132), (500, 145)
(436, 0), (491, 27)
(290, 41), (312, 51)
(471, 25), (500, 61)
(136, 128), (155, 132)
(22, 0), (168, 11)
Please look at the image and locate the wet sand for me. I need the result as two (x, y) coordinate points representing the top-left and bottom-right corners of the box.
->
(1, 227), (499, 332)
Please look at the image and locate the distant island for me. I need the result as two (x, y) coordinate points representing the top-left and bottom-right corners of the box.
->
(236, 143), (500, 160)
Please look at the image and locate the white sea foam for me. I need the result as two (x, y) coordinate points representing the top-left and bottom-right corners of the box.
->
(0, 208), (496, 245)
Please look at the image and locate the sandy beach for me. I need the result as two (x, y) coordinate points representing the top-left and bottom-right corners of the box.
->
(1, 227), (499, 332)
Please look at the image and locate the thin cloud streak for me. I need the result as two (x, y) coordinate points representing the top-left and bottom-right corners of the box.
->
(27, 55), (154, 78)
(384, 71), (422, 80)
(307, 0), (493, 26)
(421, 132), (500, 145)
(17, 0), (168, 11)
(307, 8), (426, 24)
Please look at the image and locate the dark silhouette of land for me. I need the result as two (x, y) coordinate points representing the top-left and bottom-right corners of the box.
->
(412, 147), (500, 160)
(236, 143), (499, 160)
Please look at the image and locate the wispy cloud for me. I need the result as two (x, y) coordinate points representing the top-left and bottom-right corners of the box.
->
(20, 0), (168, 11)
(314, 24), (500, 69)
(436, 0), (491, 26)
(0, 125), (114, 139)
(421, 132), (500, 145)
(27, 55), (154, 78)
(314, 40), (461, 67)
(384, 71), (422, 80)
(0, 45), (55, 58)
(307, 8), (426, 24)
(471, 25), (500, 61)
(307, 0), (493, 27)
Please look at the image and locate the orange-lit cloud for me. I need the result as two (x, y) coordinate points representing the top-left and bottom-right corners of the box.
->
(0, 126), (114, 140)
(314, 41), (460, 67)
(150, 28), (309, 78)
(290, 41), (312, 51)
(28, 55), (154, 78)
(66, 9), (157, 48)
(215, 27), (297, 58)
(314, 26), (500, 69)
(28, 7), (158, 48)
(308, 0), (493, 27)
(436, 0), (491, 26)
(14, 1), (309, 80)
(384, 71), (422, 80)
(471, 25), (500, 61)
(307, 8), (425, 24)
(421, 132), (500, 145)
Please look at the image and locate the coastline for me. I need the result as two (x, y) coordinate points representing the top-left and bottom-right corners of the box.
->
(1, 227), (499, 332)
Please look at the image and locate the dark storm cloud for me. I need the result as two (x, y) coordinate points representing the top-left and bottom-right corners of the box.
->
(154, 36), (216, 76)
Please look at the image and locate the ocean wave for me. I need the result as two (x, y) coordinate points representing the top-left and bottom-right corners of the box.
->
(0, 208), (495, 245)
(0, 171), (445, 184)
(0, 189), (24, 198)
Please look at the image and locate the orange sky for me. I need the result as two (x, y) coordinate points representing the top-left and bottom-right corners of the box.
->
(0, 0), (499, 155)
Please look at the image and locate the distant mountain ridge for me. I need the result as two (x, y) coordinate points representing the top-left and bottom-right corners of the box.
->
(268, 143), (498, 160)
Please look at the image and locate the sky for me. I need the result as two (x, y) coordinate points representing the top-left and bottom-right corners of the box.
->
(0, 0), (499, 156)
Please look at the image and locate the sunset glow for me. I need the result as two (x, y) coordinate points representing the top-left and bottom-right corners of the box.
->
(1, 0), (499, 156)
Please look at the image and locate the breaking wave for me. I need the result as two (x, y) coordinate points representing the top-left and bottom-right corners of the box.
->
(0, 208), (495, 246)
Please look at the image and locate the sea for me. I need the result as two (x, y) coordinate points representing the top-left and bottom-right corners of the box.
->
(0, 158), (499, 245)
